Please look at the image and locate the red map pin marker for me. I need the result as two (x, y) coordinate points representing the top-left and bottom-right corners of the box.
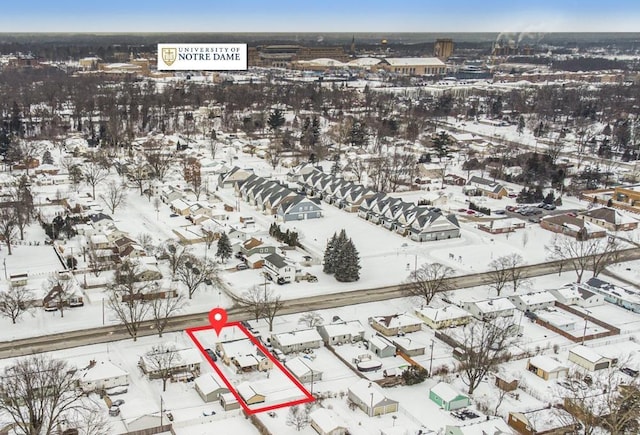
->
(208, 308), (228, 336)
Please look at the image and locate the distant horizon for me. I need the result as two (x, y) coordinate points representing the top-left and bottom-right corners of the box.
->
(2, 1), (640, 33)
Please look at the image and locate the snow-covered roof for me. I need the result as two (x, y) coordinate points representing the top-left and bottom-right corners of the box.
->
(430, 381), (467, 402)
(74, 360), (128, 383)
(383, 57), (445, 67)
(528, 355), (567, 373)
(446, 417), (515, 435)
(348, 378), (395, 407)
(513, 291), (557, 306)
(309, 408), (347, 433)
(272, 329), (322, 347)
(194, 373), (226, 395)
(368, 334), (395, 350)
(416, 305), (470, 322)
(582, 206), (638, 225)
(470, 298), (516, 313)
(569, 345), (607, 363)
(371, 313), (423, 329)
(320, 320), (365, 338)
(285, 357), (320, 378)
(237, 382), (263, 401)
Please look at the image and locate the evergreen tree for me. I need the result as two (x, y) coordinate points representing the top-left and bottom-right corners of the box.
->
(42, 150), (53, 165)
(323, 233), (337, 274)
(216, 232), (232, 262)
(267, 109), (285, 132)
(543, 191), (555, 205)
(335, 238), (361, 282)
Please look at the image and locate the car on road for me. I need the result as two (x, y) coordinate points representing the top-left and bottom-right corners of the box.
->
(109, 406), (121, 417)
(169, 213), (179, 217)
(112, 399), (125, 407)
(493, 210), (506, 215)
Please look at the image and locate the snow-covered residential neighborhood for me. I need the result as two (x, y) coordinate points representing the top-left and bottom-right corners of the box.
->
(1, 26), (640, 435)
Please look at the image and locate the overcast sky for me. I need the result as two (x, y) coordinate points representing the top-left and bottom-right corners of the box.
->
(2, 0), (639, 32)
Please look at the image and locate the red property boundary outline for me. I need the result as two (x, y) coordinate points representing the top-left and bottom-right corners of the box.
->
(185, 321), (315, 415)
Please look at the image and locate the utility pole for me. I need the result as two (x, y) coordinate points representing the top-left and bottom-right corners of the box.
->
(429, 339), (435, 376)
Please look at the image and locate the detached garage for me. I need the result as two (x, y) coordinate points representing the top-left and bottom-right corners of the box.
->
(568, 345), (612, 372)
(429, 382), (471, 411)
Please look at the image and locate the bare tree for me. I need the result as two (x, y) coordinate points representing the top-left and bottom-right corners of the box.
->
(0, 208), (18, 255)
(299, 312), (324, 328)
(405, 263), (454, 306)
(0, 355), (99, 435)
(10, 175), (34, 240)
(286, 405), (310, 431)
(487, 256), (511, 296)
(43, 274), (75, 319)
(175, 254), (220, 299)
(458, 318), (518, 394)
(590, 237), (620, 278)
(83, 161), (108, 198)
(127, 157), (150, 196)
(183, 157), (203, 200)
(546, 137), (565, 165)
(262, 287), (284, 332)
(266, 141), (282, 170)
(241, 285), (266, 322)
(106, 261), (152, 341)
(99, 181), (127, 214)
(559, 364), (640, 435)
(146, 151), (173, 182)
(546, 235), (619, 283)
(150, 293), (186, 337)
(143, 344), (181, 392)
(164, 242), (187, 279)
(504, 253), (526, 293)
(0, 286), (34, 324)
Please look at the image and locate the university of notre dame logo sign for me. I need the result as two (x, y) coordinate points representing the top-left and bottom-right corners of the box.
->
(162, 47), (177, 66)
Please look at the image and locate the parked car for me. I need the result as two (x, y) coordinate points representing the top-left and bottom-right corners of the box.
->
(543, 204), (556, 210)
(109, 406), (121, 417)
(493, 210), (506, 215)
(508, 193), (518, 198)
(112, 399), (125, 407)
(272, 349), (286, 362)
(236, 263), (249, 271)
(620, 367), (639, 377)
(205, 348), (217, 362)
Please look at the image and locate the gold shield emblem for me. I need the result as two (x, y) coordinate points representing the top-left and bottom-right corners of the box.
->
(162, 47), (177, 66)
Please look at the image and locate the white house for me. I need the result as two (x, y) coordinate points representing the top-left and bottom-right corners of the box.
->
(263, 253), (297, 283)
(317, 320), (365, 345)
(309, 408), (348, 435)
(74, 359), (129, 393)
(414, 306), (471, 329)
(463, 298), (516, 320)
(509, 291), (557, 312)
(271, 329), (324, 354)
(285, 357), (323, 384)
(347, 379), (398, 417)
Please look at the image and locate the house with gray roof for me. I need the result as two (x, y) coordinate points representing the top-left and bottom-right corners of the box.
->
(467, 176), (508, 199)
(264, 253), (297, 283)
(277, 195), (322, 221)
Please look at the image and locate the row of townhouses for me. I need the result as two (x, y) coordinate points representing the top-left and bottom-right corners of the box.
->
(293, 166), (461, 242)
